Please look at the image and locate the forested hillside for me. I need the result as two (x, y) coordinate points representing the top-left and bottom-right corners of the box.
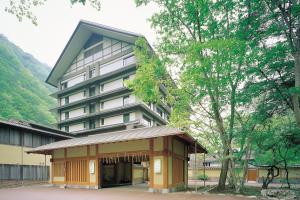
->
(0, 34), (56, 125)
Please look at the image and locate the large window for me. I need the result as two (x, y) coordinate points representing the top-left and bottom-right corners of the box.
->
(9, 129), (20, 146)
(0, 127), (55, 147)
(84, 44), (103, 59)
(123, 113), (130, 123)
(23, 132), (33, 147)
(0, 128), (9, 144)
(89, 87), (96, 97)
(89, 119), (96, 129)
(90, 103), (96, 113)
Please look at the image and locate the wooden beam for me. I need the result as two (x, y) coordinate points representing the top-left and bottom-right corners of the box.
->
(163, 137), (168, 189)
(149, 139), (154, 188)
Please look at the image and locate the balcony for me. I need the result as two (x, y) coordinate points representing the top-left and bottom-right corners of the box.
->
(65, 41), (132, 76)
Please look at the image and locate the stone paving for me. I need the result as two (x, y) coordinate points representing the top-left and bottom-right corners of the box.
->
(0, 185), (256, 200)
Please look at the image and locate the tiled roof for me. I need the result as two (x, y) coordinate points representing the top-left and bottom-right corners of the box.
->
(28, 125), (207, 154)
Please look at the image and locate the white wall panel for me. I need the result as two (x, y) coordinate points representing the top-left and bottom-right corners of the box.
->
(103, 115), (123, 126)
(69, 123), (85, 132)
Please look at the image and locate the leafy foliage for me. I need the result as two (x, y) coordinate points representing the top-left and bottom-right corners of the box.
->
(0, 34), (56, 125)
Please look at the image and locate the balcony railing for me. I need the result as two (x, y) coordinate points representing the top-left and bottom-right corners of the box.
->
(65, 41), (132, 76)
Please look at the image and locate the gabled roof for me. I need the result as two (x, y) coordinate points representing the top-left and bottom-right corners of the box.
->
(28, 125), (207, 155)
(46, 20), (146, 87)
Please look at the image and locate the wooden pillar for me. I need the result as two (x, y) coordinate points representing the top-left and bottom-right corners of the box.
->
(163, 136), (169, 189)
(87, 145), (90, 184)
(64, 148), (67, 184)
(96, 144), (101, 188)
(149, 139), (154, 188)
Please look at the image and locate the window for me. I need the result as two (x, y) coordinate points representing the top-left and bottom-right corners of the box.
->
(89, 68), (96, 78)
(83, 90), (87, 97)
(123, 96), (130, 105)
(123, 113), (130, 123)
(101, 118), (104, 126)
(32, 134), (41, 147)
(89, 120), (96, 129)
(100, 102), (104, 109)
(9, 129), (20, 146)
(65, 96), (69, 104)
(83, 106), (87, 113)
(100, 85), (104, 92)
(61, 82), (68, 90)
(84, 44), (103, 58)
(83, 73), (87, 80)
(65, 126), (69, 133)
(89, 103), (96, 113)
(65, 112), (69, 120)
(0, 127), (9, 144)
(89, 87), (96, 96)
(23, 132), (33, 147)
(123, 55), (135, 66)
(123, 76), (129, 86)
(83, 122), (87, 129)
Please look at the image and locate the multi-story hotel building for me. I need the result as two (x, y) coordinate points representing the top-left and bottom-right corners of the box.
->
(47, 20), (171, 135)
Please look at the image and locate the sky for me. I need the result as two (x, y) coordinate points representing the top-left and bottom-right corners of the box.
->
(0, 0), (158, 67)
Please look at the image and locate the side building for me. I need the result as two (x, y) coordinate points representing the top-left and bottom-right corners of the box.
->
(47, 20), (171, 135)
(0, 119), (73, 183)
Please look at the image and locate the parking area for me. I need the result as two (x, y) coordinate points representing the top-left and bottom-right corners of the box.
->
(0, 185), (255, 200)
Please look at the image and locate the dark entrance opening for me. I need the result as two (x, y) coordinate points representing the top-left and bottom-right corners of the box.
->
(100, 157), (132, 188)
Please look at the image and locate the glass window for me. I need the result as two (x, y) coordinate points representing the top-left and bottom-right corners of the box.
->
(32, 134), (41, 147)
(89, 120), (96, 129)
(65, 112), (69, 119)
(101, 118), (104, 126)
(100, 85), (104, 92)
(89, 68), (96, 78)
(90, 103), (96, 113)
(84, 44), (103, 58)
(23, 132), (33, 147)
(61, 82), (68, 90)
(100, 102), (104, 109)
(0, 127), (9, 144)
(9, 129), (20, 145)
(123, 113), (130, 123)
(65, 96), (69, 104)
(89, 87), (96, 96)
(157, 108), (163, 118)
(65, 126), (69, 132)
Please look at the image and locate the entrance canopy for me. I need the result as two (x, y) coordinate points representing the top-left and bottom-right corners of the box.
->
(28, 126), (207, 155)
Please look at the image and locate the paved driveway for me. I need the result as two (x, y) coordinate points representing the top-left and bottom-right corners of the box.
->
(0, 186), (255, 200)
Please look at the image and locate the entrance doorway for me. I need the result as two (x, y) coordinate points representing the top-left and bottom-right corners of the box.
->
(99, 156), (149, 188)
(247, 169), (257, 182)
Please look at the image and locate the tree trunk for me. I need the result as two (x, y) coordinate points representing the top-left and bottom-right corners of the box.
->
(283, 159), (290, 189)
(292, 52), (300, 127)
(217, 149), (229, 191)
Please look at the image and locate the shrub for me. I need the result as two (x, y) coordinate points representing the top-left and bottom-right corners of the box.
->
(197, 174), (209, 181)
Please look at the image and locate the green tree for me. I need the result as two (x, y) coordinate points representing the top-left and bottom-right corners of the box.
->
(130, 0), (256, 191)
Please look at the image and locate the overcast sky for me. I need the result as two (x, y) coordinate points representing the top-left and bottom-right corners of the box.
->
(0, 0), (158, 67)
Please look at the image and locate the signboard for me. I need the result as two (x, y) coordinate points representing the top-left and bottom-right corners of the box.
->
(89, 160), (95, 174)
(154, 159), (161, 174)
